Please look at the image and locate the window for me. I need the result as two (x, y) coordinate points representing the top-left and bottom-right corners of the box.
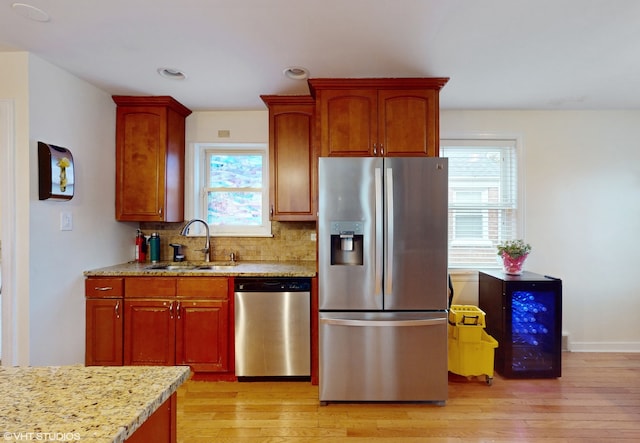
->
(185, 143), (272, 237)
(441, 138), (522, 268)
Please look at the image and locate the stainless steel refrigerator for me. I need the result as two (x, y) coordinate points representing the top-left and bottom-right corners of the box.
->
(318, 157), (448, 403)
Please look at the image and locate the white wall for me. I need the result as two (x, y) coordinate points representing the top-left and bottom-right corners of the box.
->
(442, 110), (640, 352)
(186, 110), (268, 143)
(27, 55), (134, 365)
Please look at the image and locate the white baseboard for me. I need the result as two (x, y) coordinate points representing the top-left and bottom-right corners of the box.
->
(568, 342), (640, 352)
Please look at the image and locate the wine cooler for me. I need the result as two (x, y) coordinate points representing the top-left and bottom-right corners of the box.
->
(479, 270), (562, 378)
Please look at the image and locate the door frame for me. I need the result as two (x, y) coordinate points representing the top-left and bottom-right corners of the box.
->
(0, 99), (17, 366)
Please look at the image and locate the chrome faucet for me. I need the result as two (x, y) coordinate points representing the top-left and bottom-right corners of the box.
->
(180, 218), (210, 262)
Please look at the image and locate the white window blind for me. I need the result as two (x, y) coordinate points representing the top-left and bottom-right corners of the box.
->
(441, 139), (520, 268)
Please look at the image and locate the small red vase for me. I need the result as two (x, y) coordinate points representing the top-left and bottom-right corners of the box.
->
(501, 253), (528, 275)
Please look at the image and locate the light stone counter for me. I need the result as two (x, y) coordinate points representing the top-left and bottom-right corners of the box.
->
(84, 260), (316, 277)
(0, 365), (190, 443)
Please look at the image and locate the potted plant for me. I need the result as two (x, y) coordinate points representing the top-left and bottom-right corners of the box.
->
(496, 239), (531, 275)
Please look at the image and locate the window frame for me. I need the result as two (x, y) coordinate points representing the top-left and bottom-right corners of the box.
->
(185, 142), (272, 237)
(441, 135), (525, 269)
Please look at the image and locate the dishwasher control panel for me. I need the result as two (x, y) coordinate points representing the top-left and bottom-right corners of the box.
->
(234, 277), (311, 292)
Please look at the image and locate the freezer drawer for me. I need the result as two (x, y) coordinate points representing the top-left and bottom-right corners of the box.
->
(319, 311), (448, 403)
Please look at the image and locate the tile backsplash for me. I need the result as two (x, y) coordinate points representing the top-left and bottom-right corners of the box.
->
(139, 221), (317, 263)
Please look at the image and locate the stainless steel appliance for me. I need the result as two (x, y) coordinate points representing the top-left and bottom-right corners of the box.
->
(318, 157), (448, 403)
(234, 278), (311, 378)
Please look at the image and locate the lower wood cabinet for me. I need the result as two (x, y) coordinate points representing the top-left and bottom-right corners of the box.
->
(124, 299), (176, 366)
(85, 277), (124, 366)
(176, 299), (229, 372)
(86, 276), (232, 375)
(86, 298), (124, 366)
(123, 298), (229, 372)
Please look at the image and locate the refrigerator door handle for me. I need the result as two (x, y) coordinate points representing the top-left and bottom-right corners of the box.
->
(375, 167), (383, 298)
(321, 317), (446, 327)
(385, 167), (394, 296)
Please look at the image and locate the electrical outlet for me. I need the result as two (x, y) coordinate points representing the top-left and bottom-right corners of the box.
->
(310, 233), (317, 241)
(60, 211), (73, 231)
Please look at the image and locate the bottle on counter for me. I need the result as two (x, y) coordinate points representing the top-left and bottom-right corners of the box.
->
(149, 232), (160, 263)
(135, 229), (147, 263)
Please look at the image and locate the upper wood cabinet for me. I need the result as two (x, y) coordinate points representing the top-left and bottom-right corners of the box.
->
(261, 95), (316, 221)
(308, 78), (448, 157)
(113, 96), (192, 222)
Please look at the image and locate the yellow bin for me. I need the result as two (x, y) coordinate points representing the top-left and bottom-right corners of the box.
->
(448, 328), (498, 385)
(448, 304), (486, 343)
(449, 304), (486, 327)
(448, 305), (498, 385)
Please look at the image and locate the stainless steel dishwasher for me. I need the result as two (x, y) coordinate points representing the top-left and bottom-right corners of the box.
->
(234, 277), (311, 378)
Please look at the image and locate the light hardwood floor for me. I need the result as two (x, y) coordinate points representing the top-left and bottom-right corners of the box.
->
(176, 352), (640, 442)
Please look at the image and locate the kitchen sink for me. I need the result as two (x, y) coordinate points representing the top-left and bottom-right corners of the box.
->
(146, 264), (196, 271)
(145, 262), (237, 271)
(196, 264), (237, 271)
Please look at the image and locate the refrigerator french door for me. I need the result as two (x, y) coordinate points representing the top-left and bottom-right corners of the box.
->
(318, 157), (449, 403)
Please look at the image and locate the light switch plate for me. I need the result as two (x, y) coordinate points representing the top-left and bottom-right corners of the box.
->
(60, 211), (73, 231)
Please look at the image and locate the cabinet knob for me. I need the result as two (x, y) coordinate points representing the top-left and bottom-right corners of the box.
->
(373, 144), (377, 156)
(114, 300), (120, 319)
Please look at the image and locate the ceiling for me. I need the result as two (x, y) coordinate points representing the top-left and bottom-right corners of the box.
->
(1, 0), (639, 111)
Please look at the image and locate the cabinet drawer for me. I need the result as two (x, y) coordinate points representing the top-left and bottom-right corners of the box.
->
(177, 277), (229, 299)
(125, 277), (176, 297)
(85, 278), (124, 298)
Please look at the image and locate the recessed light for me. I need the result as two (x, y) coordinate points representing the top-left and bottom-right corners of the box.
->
(283, 66), (309, 80)
(12, 2), (50, 22)
(157, 67), (187, 80)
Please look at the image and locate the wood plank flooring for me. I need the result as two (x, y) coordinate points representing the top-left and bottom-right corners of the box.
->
(176, 352), (640, 442)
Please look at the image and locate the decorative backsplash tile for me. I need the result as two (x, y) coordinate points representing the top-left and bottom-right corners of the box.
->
(139, 221), (317, 263)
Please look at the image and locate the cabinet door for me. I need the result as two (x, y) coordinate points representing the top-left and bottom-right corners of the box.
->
(114, 96), (190, 222)
(378, 89), (439, 157)
(267, 99), (316, 220)
(317, 89), (377, 157)
(85, 298), (123, 366)
(175, 300), (229, 372)
(116, 106), (168, 221)
(124, 299), (176, 366)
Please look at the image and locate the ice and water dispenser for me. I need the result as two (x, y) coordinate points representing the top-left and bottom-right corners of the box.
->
(330, 221), (364, 265)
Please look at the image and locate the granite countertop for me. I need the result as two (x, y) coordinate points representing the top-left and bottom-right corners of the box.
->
(84, 260), (317, 277)
(0, 365), (190, 443)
